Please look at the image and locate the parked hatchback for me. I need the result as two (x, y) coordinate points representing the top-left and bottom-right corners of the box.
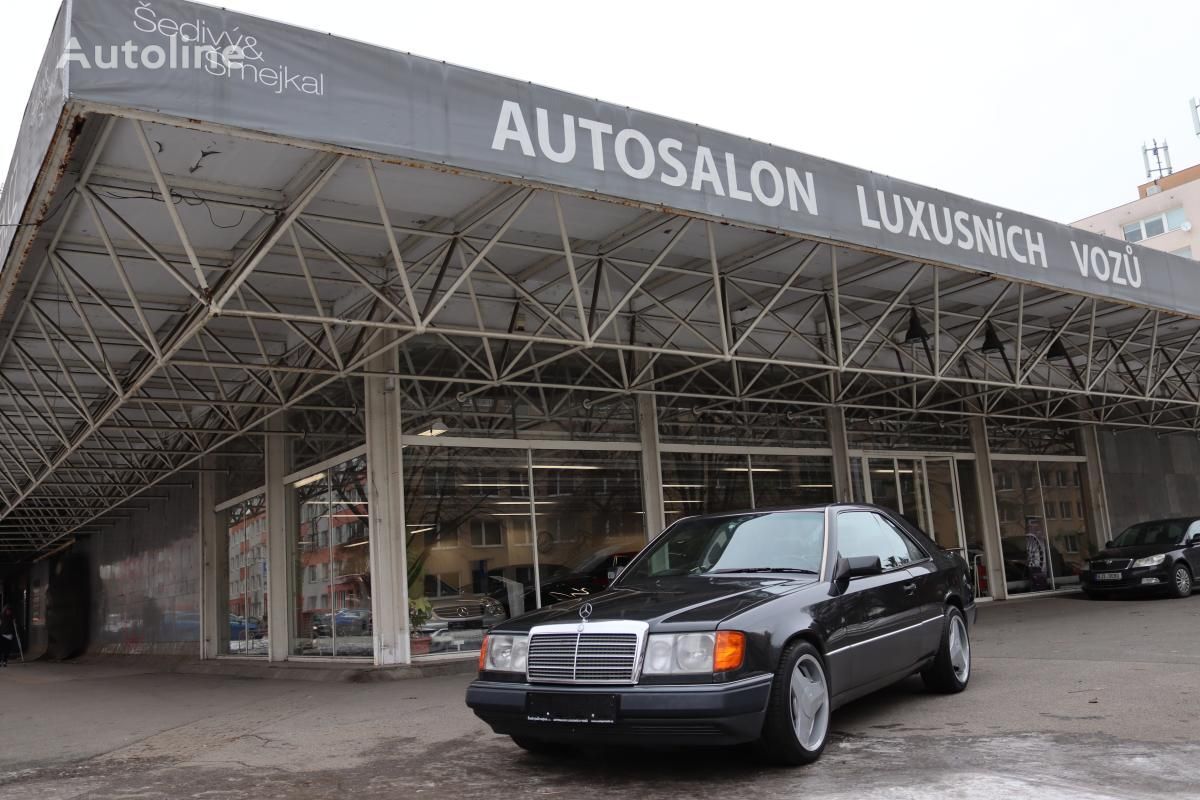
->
(1081, 517), (1200, 599)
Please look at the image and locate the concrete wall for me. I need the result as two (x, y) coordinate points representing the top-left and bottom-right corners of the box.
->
(1098, 430), (1200, 536)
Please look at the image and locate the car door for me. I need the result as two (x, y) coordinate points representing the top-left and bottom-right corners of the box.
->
(1184, 520), (1200, 574)
(825, 510), (926, 692)
(877, 511), (945, 660)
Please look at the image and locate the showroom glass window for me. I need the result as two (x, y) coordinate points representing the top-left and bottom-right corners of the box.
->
(402, 447), (643, 659)
(222, 494), (267, 656)
(290, 455), (372, 657)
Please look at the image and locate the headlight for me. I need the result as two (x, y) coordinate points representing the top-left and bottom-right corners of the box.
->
(641, 631), (745, 675)
(480, 634), (529, 673)
(1133, 554), (1167, 568)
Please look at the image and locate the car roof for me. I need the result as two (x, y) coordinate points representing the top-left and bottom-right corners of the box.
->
(674, 503), (898, 520)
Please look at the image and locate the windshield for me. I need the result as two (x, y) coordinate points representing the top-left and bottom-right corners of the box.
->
(621, 511), (825, 580)
(1110, 519), (1195, 548)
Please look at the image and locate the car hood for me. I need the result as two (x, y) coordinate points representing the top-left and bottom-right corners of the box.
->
(1093, 543), (1181, 561)
(492, 574), (817, 632)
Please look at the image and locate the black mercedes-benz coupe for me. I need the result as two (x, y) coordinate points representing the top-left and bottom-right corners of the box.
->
(465, 504), (975, 766)
(1081, 517), (1200, 599)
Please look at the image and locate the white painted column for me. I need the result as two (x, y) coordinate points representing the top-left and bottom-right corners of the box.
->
(968, 417), (1008, 601)
(637, 391), (665, 541)
(365, 353), (409, 665)
(826, 406), (853, 503)
(197, 459), (225, 659)
(265, 427), (293, 661)
(1078, 425), (1113, 548)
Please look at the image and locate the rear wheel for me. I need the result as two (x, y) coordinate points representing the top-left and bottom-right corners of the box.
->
(921, 606), (971, 694)
(1169, 563), (1193, 599)
(757, 641), (830, 766)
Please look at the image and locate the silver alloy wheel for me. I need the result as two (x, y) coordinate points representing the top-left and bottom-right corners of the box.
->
(788, 654), (829, 751)
(949, 615), (970, 683)
(1177, 566), (1192, 595)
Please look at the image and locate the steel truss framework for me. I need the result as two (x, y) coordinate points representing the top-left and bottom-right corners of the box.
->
(0, 110), (1197, 555)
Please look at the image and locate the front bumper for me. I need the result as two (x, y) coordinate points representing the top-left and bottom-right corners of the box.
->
(466, 674), (773, 746)
(1081, 563), (1173, 592)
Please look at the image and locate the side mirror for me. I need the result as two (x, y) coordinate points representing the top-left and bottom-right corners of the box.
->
(1104, 540), (1114, 548)
(1189, 534), (1200, 547)
(846, 556), (884, 577)
(832, 555), (884, 594)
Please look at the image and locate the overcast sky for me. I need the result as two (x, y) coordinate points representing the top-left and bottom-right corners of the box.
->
(4, 0), (1200, 224)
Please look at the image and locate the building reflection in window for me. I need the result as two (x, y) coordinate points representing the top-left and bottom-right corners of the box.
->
(223, 494), (267, 656)
(291, 455), (372, 657)
(992, 459), (1090, 595)
(402, 447), (644, 658)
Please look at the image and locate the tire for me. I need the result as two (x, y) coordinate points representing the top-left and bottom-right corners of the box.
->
(756, 640), (831, 766)
(1169, 563), (1193, 599)
(921, 606), (971, 694)
(511, 736), (573, 756)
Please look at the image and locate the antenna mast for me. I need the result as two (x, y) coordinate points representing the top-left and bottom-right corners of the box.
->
(1143, 139), (1173, 180)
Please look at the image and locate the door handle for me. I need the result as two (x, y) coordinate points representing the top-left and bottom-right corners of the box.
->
(902, 582), (917, 594)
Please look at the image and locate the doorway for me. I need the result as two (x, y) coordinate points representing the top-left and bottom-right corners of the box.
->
(859, 453), (989, 597)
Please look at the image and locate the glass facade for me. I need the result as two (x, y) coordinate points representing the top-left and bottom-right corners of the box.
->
(291, 455), (372, 657)
(992, 459), (1090, 595)
(403, 446), (644, 658)
(660, 452), (835, 516)
(223, 495), (268, 656)
(209, 400), (1096, 664)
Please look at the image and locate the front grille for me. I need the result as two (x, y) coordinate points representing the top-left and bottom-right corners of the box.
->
(526, 625), (644, 684)
(1090, 558), (1132, 571)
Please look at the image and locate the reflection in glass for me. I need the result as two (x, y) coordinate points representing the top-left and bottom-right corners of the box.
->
(660, 453), (752, 515)
(402, 448), (645, 658)
(953, 461), (990, 598)
(994, 461), (1052, 595)
(897, 459), (927, 530)
(925, 459), (962, 552)
(403, 448), (532, 657)
(744, 456), (835, 509)
(292, 456), (372, 657)
(223, 495), (268, 656)
(1040, 462), (1089, 588)
(868, 458), (901, 513)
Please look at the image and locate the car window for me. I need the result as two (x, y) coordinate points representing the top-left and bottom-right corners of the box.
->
(837, 511), (918, 571)
(875, 515), (928, 563)
(621, 511), (825, 579)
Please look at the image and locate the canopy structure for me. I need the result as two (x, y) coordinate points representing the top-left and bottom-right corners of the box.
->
(0, 0), (1197, 557)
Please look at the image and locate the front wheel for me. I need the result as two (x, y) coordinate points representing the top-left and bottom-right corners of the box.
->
(921, 606), (971, 694)
(1169, 564), (1193, 598)
(757, 641), (831, 766)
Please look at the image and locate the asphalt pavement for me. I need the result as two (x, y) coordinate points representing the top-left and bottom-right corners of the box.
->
(2, 591), (1199, 799)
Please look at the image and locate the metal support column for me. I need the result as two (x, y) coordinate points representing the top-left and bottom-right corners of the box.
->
(1078, 425), (1113, 549)
(265, 426), (292, 661)
(197, 457), (225, 659)
(365, 355), (409, 665)
(826, 406), (853, 503)
(637, 391), (665, 540)
(968, 417), (1008, 600)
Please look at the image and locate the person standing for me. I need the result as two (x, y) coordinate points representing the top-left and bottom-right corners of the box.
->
(0, 606), (16, 667)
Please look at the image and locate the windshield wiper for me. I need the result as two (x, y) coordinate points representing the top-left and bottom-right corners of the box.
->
(707, 567), (818, 574)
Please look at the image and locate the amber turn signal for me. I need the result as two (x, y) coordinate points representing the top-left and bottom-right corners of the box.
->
(713, 631), (746, 672)
(478, 635), (489, 671)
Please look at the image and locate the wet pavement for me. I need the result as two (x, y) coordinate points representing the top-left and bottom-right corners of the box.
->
(2, 592), (1198, 799)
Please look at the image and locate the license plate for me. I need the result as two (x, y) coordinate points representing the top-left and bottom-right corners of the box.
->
(527, 693), (618, 724)
(1095, 572), (1123, 581)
